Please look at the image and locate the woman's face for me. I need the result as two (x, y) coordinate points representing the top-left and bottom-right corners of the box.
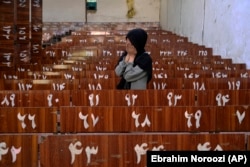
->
(126, 38), (137, 55)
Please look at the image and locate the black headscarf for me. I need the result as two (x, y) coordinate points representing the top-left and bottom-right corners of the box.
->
(126, 28), (148, 55)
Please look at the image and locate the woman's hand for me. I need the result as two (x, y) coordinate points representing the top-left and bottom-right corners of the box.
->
(126, 38), (137, 61)
(125, 54), (135, 63)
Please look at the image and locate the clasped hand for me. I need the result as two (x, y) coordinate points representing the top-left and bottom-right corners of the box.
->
(125, 54), (135, 63)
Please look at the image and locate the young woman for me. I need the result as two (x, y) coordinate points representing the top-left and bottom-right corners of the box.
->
(115, 28), (152, 89)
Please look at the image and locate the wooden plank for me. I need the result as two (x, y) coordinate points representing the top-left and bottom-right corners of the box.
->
(15, 0), (30, 24)
(31, 0), (42, 23)
(0, 90), (70, 108)
(0, 107), (57, 133)
(148, 78), (183, 89)
(0, 90), (20, 107)
(206, 78), (250, 90)
(182, 78), (207, 90)
(18, 90), (71, 108)
(196, 90), (250, 106)
(15, 24), (30, 43)
(0, 0), (14, 15)
(30, 40), (42, 57)
(60, 106), (216, 133)
(0, 24), (15, 44)
(71, 89), (197, 106)
(39, 133), (246, 167)
(216, 105), (250, 131)
(79, 78), (117, 90)
(0, 135), (38, 167)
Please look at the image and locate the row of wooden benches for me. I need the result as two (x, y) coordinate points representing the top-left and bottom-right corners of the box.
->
(2, 60), (246, 71)
(0, 77), (249, 90)
(0, 105), (250, 133)
(3, 53), (241, 71)
(1, 69), (250, 80)
(1, 35), (247, 72)
(0, 133), (250, 166)
(61, 33), (191, 48)
(39, 51), (232, 64)
(41, 43), (213, 60)
(0, 89), (249, 107)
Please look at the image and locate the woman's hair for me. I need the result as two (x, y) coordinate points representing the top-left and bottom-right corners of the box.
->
(126, 28), (148, 54)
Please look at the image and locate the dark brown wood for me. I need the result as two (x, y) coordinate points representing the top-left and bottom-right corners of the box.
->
(0, 107), (57, 133)
(39, 134), (246, 167)
(0, 135), (38, 167)
(216, 106), (250, 132)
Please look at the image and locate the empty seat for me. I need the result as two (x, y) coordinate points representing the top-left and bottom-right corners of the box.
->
(18, 90), (71, 108)
(70, 89), (197, 107)
(148, 78), (183, 89)
(39, 133), (246, 167)
(0, 79), (79, 90)
(206, 78), (250, 90)
(0, 107), (57, 133)
(79, 78), (117, 90)
(182, 78), (207, 90)
(196, 90), (250, 106)
(0, 90), (20, 107)
(0, 135), (38, 167)
(215, 105), (250, 132)
(60, 106), (216, 133)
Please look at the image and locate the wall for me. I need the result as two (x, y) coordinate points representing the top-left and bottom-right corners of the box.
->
(160, 0), (250, 68)
(43, 0), (160, 23)
(43, 0), (85, 22)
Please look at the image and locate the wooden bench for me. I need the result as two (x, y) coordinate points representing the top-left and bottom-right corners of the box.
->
(79, 78), (117, 90)
(39, 133), (246, 167)
(0, 107), (57, 133)
(20, 90), (71, 108)
(215, 105), (250, 132)
(0, 90), (71, 108)
(0, 90), (20, 107)
(196, 89), (250, 106)
(182, 78), (207, 90)
(0, 44), (15, 68)
(60, 106), (216, 133)
(148, 78), (184, 89)
(0, 79), (79, 90)
(0, 135), (38, 167)
(183, 78), (250, 90)
(60, 105), (250, 133)
(206, 78), (250, 90)
(70, 89), (197, 106)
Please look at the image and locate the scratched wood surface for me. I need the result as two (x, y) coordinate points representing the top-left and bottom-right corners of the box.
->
(0, 135), (38, 167)
(196, 89), (250, 106)
(175, 69), (250, 78)
(59, 106), (217, 133)
(70, 89), (197, 106)
(31, 0), (42, 23)
(215, 106), (250, 132)
(148, 78), (184, 89)
(60, 105), (250, 133)
(39, 134), (246, 167)
(79, 78), (117, 90)
(206, 78), (250, 90)
(0, 107), (57, 133)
